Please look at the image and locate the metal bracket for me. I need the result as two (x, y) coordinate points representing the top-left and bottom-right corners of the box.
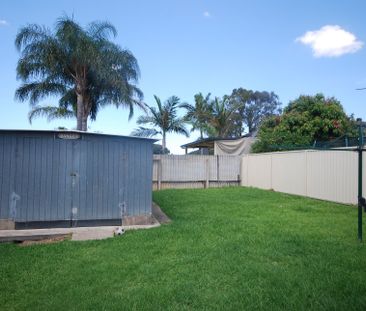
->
(359, 197), (366, 212)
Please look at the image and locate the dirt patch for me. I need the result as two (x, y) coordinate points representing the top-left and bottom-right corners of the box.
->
(19, 234), (71, 246)
(152, 202), (171, 224)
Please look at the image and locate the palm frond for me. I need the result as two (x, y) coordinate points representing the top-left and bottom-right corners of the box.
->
(15, 82), (67, 105)
(87, 21), (117, 39)
(15, 24), (51, 51)
(136, 115), (156, 125)
(28, 105), (75, 124)
(131, 127), (160, 137)
(170, 118), (190, 137)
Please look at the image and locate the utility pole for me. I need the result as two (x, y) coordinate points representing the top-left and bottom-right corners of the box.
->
(357, 118), (364, 241)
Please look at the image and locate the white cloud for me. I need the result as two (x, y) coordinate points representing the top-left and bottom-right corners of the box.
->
(0, 20), (8, 26)
(203, 11), (211, 18)
(296, 25), (363, 57)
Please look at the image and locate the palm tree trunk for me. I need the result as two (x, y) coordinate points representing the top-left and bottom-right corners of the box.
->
(162, 132), (166, 154)
(81, 114), (88, 131)
(200, 129), (204, 155)
(76, 93), (83, 131)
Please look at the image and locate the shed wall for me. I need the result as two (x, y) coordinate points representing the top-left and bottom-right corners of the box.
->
(0, 132), (153, 226)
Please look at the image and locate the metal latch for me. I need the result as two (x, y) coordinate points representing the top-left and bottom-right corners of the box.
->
(359, 197), (366, 212)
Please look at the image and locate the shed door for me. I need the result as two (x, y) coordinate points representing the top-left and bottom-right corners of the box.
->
(14, 136), (75, 223)
(72, 139), (127, 225)
(13, 136), (127, 226)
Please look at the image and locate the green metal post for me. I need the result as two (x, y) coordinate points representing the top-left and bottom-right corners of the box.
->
(357, 118), (363, 241)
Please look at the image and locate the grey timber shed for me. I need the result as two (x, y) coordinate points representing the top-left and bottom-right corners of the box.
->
(0, 130), (156, 229)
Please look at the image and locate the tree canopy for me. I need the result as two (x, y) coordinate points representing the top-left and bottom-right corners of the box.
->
(206, 97), (239, 138)
(228, 88), (282, 135)
(252, 94), (354, 153)
(15, 16), (143, 131)
(181, 93), (212, 139)
(181, 89), (280, 140)
(131, 95), (189, 152)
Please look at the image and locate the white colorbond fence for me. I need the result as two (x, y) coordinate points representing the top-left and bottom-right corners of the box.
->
(153, 155), (241, 190)
(241, 150), (366, 205)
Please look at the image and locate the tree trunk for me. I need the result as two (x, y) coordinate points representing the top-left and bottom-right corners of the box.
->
(162, 132), (166, 154)
(76, 79), (89, 131)
(81, 114), (88, 131)
(76, 92), (83, 131)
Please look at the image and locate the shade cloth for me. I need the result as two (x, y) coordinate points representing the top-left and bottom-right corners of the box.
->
(214, 137), (256, 155)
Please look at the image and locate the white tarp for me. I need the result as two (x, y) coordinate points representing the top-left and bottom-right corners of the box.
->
(214, 137), (256, 155)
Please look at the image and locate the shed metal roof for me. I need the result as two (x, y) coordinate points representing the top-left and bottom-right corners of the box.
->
(0, 129), (158, 143)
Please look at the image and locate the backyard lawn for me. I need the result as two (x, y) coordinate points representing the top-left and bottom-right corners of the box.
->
(1, 187), (366, 310)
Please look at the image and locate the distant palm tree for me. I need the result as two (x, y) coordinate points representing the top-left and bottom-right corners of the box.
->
(208, 97), (239, 137)
(181, 93), (212, 139)
(15, 16), (143, 131)
(131, 95), (189, 152)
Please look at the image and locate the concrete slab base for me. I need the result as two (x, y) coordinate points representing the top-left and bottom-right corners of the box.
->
(0, 223), (160, 242)
(122, 215), (158, 226)
(0, 203), (170, 242)
(0, 219), (15, 230)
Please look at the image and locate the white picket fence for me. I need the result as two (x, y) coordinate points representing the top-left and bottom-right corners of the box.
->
(153, 155), (241, 190)
(241, 150), (366, 205)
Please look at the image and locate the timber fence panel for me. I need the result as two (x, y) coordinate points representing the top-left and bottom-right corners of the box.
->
(217, 155), (241, 181)
(152, 155), (241, 189)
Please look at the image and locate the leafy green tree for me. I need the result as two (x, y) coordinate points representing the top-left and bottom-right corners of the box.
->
(252, 94), (354, 153)
(181, 93), (212, 139)
(131, 95), (189, 152)
(15, 16), (143, 131)
(228, 88), (282, 135)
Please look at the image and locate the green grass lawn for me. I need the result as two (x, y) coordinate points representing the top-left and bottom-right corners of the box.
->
(1, 187), (366, 310)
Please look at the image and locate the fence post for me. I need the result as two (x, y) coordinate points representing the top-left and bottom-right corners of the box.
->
(246, 154), (249, 186)
(217, 155), (220, 183)
(158, 159), (162, 190)
(270, 154), (273, 190)
(305, 150), (308, 197)
(205, 158), (210, 188)
(357, 118), (364, 241)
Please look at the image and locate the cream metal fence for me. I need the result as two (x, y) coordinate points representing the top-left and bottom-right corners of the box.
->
(241, 150), (366, 205)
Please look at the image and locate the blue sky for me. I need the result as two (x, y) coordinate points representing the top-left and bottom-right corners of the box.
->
(1, 0), (366, 153)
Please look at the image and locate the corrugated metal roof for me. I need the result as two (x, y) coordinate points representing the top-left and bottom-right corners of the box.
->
(0, 129), (158, 143)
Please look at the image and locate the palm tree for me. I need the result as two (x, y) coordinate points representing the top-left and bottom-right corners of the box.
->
(181, 93), (212, 139)
(131, 95), (189, 152)
(208, 97), (239, 137)
(15, 16), (143, 131)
